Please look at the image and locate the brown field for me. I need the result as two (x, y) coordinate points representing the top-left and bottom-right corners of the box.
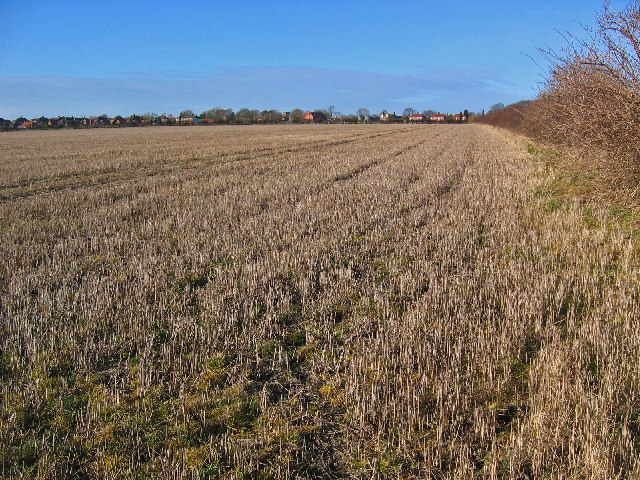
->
(1, 125), (639, 479)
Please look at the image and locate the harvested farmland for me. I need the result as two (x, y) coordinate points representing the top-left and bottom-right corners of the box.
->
(1, 124), (639, 479)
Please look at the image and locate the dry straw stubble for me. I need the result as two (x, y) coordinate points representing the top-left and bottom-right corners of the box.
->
(0, 124), (638, 478)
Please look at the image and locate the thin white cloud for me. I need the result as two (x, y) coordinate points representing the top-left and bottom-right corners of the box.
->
(0, 66), (533, 118)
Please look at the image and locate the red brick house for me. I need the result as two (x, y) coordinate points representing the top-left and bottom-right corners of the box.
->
(302, 111), (327, 123)
(409, 113), (425, 122)
(430, 113), (446, 122)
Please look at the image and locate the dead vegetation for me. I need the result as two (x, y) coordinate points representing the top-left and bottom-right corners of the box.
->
(475, 1), (640, 205)
(0, 124), (639, 478)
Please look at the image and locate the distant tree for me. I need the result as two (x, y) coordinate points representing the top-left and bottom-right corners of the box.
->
(179, 109), (195, 117)
(489, 103), (505, 113)
(237, 108), (250, 117)
(222, 110), (234, 123)
(464, 109), (470, 118)
(327, 105), (336, 118)
(234, 108), (259, 123)
(260, 110), (282, 123)
(141, 112), (157, 119)
(422, 109), (436, 118)
(380, 109), (388, 115)
(290, 108), (305, 123)
(403, 107), (416, 116)
(218, 108), (234, 123)
(128, 114), (142, 125)
(200, 107), (229, 121)
(356, 107), (370, 118)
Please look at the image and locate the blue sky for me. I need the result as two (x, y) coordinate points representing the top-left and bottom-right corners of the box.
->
(0, 1), (628, 118)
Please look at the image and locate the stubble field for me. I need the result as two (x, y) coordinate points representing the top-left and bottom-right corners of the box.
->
(1, 124), (639, 479)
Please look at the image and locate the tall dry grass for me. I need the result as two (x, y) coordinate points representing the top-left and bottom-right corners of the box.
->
(0, 125), (639, 478)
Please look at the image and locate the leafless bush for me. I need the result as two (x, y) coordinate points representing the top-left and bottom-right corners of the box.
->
(471, 101), (532, 131)
(523, 1), (640, 198)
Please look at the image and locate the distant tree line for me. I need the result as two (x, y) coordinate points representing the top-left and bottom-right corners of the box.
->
(1, 105), (472, 130)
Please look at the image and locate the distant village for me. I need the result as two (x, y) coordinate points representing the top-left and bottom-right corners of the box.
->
(0, 108), (470, 130)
